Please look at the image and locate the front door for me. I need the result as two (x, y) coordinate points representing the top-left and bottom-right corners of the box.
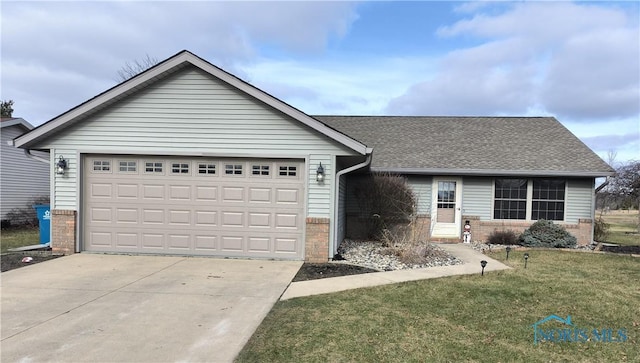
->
(431, 178), (462, 239)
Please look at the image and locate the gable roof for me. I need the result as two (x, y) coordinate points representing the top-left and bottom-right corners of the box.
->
(14, 50), (369, 155)
(315, 116), (614, 177)
(1, 117), (34, 131)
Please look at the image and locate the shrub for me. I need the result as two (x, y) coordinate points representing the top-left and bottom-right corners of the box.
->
(352, 172), (416, 239)
(487, 230), (519, 245)
(4, 195), (50, 228)
(519, 219), (577, 248)
(593, 217), (610, 242)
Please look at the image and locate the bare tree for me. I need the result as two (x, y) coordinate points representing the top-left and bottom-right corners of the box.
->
(608, 160), (640, 232)
(1, 100), (14, 118)
(116, 54), (159, 82)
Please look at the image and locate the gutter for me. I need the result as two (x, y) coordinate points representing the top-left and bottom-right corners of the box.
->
(331, 153), (372, 258)
(24, 149), (51, 164)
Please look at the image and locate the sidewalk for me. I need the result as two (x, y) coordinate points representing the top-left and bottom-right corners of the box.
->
(281, 243), (511, 300)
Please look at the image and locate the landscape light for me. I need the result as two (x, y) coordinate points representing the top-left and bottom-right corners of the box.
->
(506, 246), (512, 260)
(480, 260), (487, 276)
(524, 253), (529, 269)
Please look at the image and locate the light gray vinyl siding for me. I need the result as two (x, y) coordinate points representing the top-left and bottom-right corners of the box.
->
(36, 66), (357, 212)
(566, 178), (595, 223)
(308, 155), (333, 218)
(462, 177), (492, 220)
(0, 125), (50, 219)
(407, 176), (431, 214)
(39, 66), (353, 156)
(52, 150), (77, 210)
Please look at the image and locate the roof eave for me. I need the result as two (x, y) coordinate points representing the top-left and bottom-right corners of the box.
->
(372, 167), (615, 178)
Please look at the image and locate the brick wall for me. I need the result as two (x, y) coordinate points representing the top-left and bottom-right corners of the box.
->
(305, 217), (330, 262)
(52, 209), (76, 255)
(463, 215), (593, 246)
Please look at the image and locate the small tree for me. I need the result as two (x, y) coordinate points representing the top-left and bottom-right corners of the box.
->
(116, 54), (159, 82)
(1, 100), (14, 117)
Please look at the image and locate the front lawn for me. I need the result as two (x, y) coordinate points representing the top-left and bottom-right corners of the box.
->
(237, 250), (639, 362)
(0, 227), (40, 253)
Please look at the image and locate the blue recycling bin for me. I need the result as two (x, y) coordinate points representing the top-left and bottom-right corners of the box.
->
(34, 204), (51, 244)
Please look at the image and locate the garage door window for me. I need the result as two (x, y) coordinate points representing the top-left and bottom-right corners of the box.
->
(278, 165), (297, 177)
(145, 162), (163, 173)
(93, 160), (111, 172)
(252, 165), (270, 176)
(119, 161), (137, 172)
(171, 163), (190, 174)
(198, 163), (217, 175)
(225, 164), (243, 175)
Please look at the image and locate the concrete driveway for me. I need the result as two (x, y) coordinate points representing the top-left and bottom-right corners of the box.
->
(1, 254), (301, 363)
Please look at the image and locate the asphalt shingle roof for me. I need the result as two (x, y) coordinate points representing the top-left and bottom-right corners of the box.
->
(315, 116), (614, 177)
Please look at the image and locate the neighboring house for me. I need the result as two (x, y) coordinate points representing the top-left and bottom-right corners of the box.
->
(13, 50), (613, 262)
(1, 118), (50, 223)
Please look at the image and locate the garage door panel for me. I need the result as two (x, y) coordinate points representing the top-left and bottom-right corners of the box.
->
(142, 233), (164, 248)
(169, 185), (191, 200)
(117, 184), (138, 199)
(169, 210), (191, 225)
(91, 184), (112, 198)
(221, 236), (243, 251)
(116, 208), (138, 223)
(84, 156), (304, 259)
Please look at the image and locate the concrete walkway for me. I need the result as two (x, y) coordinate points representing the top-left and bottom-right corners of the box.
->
(281, 243), (510, 300)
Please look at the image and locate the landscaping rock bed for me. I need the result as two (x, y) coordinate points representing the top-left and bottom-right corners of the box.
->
(294, 240), (462, 281)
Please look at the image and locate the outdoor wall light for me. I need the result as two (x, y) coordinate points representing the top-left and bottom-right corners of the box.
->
(316, 162), (325, 182)
(56, 155), (67, 175)
(480, 260), (487, 276)
(524, 253), (530, 269)
(506, 246), (512, 260)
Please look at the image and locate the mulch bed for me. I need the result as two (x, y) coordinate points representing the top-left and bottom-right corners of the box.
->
(599, 245), (640, 254)
(1, 251), (62, 272)
(292, 263), (379, 282)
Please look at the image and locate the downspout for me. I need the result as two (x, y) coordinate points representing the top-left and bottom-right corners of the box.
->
(331, 153), (372, 258)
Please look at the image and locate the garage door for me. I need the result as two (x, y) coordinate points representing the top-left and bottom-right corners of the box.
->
(83, 156), (305, 259)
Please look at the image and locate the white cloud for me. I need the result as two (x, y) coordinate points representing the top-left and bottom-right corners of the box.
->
(387, 2), (640, 121)
(0, 1), (359, 123)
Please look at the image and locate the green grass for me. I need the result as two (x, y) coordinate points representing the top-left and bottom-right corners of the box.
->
(599, 210), (640, 246)
(0, 228), (40, 253)
(237, 250), (640, 362)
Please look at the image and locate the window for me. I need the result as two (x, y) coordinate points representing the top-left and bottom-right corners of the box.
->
(278, 165), (297, 177)
(494, 179), (528, 220)
(198, 163), (216, 175)
(437, 181), (456, 208)
(252, 165), (270, 176)
(171, 163), (189, 174)
(225, 164), (243, 175)
(119, 161), (136, 172)
(145, 162), (163, 173)
(532, 179), (565, 221)
(93, 160), (111, 171)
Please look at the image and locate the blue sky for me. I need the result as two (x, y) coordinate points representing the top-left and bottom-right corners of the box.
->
(2, 1), (639, 164)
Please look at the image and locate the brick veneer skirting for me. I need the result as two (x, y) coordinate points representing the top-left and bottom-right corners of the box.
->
(305, 217), (330, 262)
(463, 216), (593, 245)
(52, 209), (77, 255)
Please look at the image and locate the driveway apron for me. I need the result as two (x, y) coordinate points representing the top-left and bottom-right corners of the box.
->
(1, 254), (301, 363)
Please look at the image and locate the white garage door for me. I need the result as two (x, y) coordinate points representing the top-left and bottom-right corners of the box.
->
(83, 156), (305, 259)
